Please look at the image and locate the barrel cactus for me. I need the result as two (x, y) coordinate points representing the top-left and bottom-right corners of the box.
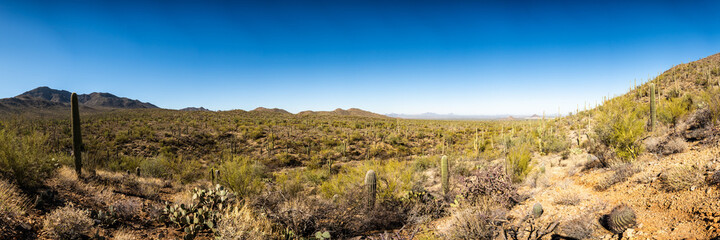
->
(606, 204), (636, 234)
(441, 155), (449, 195)
(532, 203), (543, 218)
(365, 170), (376, 209)
(71, 92), (83, 176)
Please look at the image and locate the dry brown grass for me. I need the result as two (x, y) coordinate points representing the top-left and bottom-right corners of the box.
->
(216, 203), (275, 240)
(43, 205), (94, 240)
(0, 179), (29, 217)
(112, 229), (138, 240)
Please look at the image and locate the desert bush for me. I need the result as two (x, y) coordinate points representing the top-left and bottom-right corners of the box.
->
(644, 137), (663, 154)
(138, 156), (174, 179)
(413, 156), (439, 172)
(443, 203), (506, 240)
(404, 188), (448, 224)
(663, 137), (687, 154)
(659, 96), (692, 126)
(218, 157), (267, 199)
(660, 164), (703, 192)
(43, 205), (94, 240)
(274, 170), (306, 199)
(460, 164), (518, 208)
(111, 199), (141, 219)
(560, 215), (596, 239)
(318, 159), (415, 201)
(0, 130), (58, 188)
(595, 163), (641, 191)
(216, 203), (274, 240)
(554, 190), (583, 206)
(506, 141), (533, 183)
(592, 97), (646, 162)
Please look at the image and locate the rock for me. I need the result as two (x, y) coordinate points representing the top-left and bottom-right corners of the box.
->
(625, 228), (634, 238)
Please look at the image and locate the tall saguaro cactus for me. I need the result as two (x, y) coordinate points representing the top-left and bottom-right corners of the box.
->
(71, 92), (83, 176)
(365, 170), (376, 209)
(441, 155), (449, 195)
(650, 83), (656, 132)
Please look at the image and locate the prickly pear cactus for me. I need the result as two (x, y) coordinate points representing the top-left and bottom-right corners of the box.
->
(365, 170), (376, 209)
(441, 155), (449, 195)
(607, 204), (636, 234)
(163, 184), (234, 239)
(532, 203), (543, 218)
(71, 92), (83, 176)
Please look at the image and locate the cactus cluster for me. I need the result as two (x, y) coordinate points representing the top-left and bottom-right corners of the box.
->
(163, 184), (234, 240)
(71, 92), (83, 176)
(365, 170), (376, 210)
(441, 155), (449, 196)
(606, 204), (636, 235)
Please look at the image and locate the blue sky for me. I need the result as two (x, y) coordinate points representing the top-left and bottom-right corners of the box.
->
(1, 0), (719, 115)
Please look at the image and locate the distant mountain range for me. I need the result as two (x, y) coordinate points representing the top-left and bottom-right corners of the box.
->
(385, 113), (546, 120)
(2, 87), (551, 120)
(0, 87), (389, 118)
(0, 87), (157, 113)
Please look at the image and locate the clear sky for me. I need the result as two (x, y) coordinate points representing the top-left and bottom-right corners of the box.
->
(1, 0), (719, 115)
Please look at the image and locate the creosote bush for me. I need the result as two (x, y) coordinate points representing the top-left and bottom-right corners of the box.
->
(0, 130), (58, 188)
(218, 156), (267, 199)
(506, 141), (533, 183)
(592, 97), (646, 162)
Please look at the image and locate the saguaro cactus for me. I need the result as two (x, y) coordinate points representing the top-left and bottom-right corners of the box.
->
(650, 83), (656, 132)
(71, 92), (83, 176)
(441, 155), (449, 195)
(365, 170), (376, 209)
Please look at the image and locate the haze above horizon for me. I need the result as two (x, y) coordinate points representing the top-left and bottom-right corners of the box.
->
(1, 0), (719, 115)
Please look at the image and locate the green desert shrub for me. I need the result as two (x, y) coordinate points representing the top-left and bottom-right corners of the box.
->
(138, 156), (175, 179)
(318, 159), (415, 200)
(659, 96), (692, 126)
(0, 130), (58, 188)
(218, 157), (267, 199)
(506, 141), (533, 183)
(592, 97), (646, 162)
